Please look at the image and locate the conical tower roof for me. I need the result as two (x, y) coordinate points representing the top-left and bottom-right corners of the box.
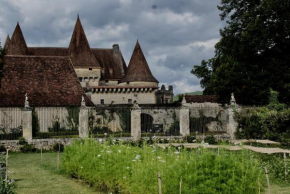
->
(68, 16), (100, 68)
(4, 34), (11, 51)
(121, 40), (158, 83)
(7, 23), (29, 55)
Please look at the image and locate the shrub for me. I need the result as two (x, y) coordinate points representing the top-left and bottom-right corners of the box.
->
(18, 137), (37, 152)
(204, 135), (217, 144)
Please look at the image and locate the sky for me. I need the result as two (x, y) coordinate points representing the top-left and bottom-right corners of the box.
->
(0, 0), (224, 95)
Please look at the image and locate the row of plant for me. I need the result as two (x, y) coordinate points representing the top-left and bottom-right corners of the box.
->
(61, 139), (265, 194)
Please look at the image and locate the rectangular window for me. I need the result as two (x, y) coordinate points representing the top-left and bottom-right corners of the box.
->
(100, 99), (104, 104)
(79, 77), (83, 82)
(89, 68), (92, 71)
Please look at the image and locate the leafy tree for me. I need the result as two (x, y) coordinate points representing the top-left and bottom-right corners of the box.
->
(192, 0), (290, 105)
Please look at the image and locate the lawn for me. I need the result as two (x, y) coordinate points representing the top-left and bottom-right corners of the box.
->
(8, 152), (99, 194)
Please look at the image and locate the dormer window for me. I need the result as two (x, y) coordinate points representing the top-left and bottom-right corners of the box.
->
(105, 80), (109, 83)
(89, 68), (92, 71)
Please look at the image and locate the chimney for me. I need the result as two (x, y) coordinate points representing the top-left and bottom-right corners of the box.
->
(113, 44), (119, 54)
(169, 85), (173, 91)
(161, 85), (165, 90)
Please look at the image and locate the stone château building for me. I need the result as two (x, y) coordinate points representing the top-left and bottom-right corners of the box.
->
(1, 16), (173, 106)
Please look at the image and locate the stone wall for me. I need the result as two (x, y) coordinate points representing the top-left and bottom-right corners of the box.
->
(0, 108), (23, 133)
(0, 107), (79, 133)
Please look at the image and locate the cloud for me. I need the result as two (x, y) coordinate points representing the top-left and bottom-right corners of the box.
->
(0, 0), (224, 95)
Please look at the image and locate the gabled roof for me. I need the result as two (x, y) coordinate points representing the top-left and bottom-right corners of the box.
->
(91, 48), (127, 80)
(28, 47), (68, 56)
(121, 40), (158, 83)
(7, 23), (29, 55)
(4, 34), (11, 51)
(185, 95), (217, 103)
(0, 56), (94, 107)
(68, 16), (100, 68)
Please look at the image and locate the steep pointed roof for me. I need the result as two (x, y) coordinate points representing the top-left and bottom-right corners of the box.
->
(7, 22), (29, 55)
(4, 34), (11, 50)
(121, 40), (158, 83)
(68, 16), (100, 68)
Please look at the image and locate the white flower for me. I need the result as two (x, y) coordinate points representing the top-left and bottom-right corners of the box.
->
(174, 151), (180, 154)
(99, 139), (102, 142)
(107, 150), (112, 153)
(126, 167), (130, 169)
(100, 150), (104, 153)
(161, 160), (165, 163)
(80, 166), (83, 169)
(123, 176), (126, 179)
(104, 133), (107, 136)
(132, 159), (136, 162)
(135, 155), (141, 160)
(157, 156), (161, 160)
(118, 150), (121, 153)
(127, 147), (131, 149)
(97, 154), (101, 157)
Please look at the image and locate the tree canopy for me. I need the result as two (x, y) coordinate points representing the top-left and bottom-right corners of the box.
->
(192, 0), (290, 105)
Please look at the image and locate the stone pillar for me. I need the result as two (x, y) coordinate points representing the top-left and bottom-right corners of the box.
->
(22, 109), (32, 141)
(179, 107), (190, 137)
(227, 93), (239, 139)
(131, 103), (141, 140)
(79, 107), (89, 138)
(79, 96), (89, 138)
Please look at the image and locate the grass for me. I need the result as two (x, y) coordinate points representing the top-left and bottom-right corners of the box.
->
(62, 139), (266, 194)
(8, 152), (99, 194)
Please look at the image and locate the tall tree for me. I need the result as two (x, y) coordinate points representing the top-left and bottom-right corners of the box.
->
(192, 0), (290, 105)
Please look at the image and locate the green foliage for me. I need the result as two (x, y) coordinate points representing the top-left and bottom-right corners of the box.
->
(267, 89), (286, 111)
(34, 131), (79, 139)
(192, 0), (290, 105)
(235, 108), (290, 143)
(168, 111), (180, 135)
(66, 107), (80, 131)
(52, 143), (64, 152)
(32, 108), (39, 137)
(48, 120), (66, 132)
(18, 137), (37, 152)
(62, 139), (264, 194)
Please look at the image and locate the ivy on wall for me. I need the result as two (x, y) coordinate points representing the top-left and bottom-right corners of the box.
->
(66, 107), (80, 131)
(32, 108), (39, 136)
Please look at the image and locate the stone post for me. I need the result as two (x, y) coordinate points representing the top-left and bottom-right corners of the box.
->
(79, 96), (89, 138)
(227, 93), (239, 139)
(23, 93), (32, 141)
(22, 109), (32, 141)
(131, 102), (141, 140)
(179, 95), (190, 136)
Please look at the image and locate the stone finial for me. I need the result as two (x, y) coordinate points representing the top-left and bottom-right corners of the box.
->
(81, 95), (86, 107)
(230, 93), (236, 105)
(181, 94), (187, 105)
(24, 93), (30, 109)
(133, 100), (140, 108)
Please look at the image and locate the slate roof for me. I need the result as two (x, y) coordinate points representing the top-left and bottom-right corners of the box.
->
(0, 56), (94, 107)
(91, 48), (127, 80)
(68, 16), (100, 68)
(185, 95), (217, 103)
(28, 47), (68, 56)
(4, 35), (10, 51)
(6, 23), (29, 55)
(121, 40), (158, 83)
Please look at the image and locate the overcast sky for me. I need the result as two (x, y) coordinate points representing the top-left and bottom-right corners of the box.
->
(0, 0), (224, 95)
